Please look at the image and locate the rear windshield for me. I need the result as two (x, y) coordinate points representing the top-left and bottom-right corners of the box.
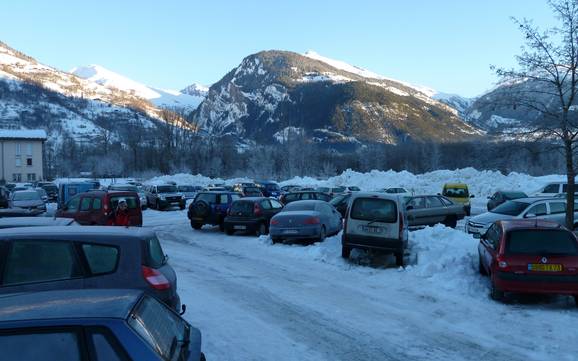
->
(13, 192), (41, 201)
(442, 187), (469, 198)
(157, 186), (177, 193)
(284, 202), (316, 211)
(230, 201), (255, 215)
(110, 195), (138, 209)
(110, 185), (138, 192)
(491, 201), (529, 216)
(195, 193), (217, 203)
(350, 198), (397, 223)
(128, 296), (189, 361)
(506, 230), (578, 255)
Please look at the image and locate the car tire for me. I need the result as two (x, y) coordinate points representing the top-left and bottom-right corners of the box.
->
(395, 252), (404, 267)
(219, 221), (225, 232)
(272, 237), (281, 244)
(490, 279), (504, 301)
(225, 227), (234, 236)
(256, 222), (267, 237)
(191, 221), (202, 230)
(156, 200), (162, 211)
(444, 216), (457, 228)
(341, 246), (351, 259)
(478, 254), (488, 275)
(317, 226), (326, 242)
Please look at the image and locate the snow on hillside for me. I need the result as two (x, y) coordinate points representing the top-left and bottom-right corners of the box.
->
(71, 65), (204, 110)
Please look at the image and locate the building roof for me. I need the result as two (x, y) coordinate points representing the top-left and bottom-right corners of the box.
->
(0, 289), (141, 323)
(0, 129), (47, 140)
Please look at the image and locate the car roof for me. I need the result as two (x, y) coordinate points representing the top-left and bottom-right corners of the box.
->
(235, 197), (268, 201)
(499, 219), (567, 231)
(0, 217), (74, 227)
(351, 192), (401, 201)
(510, 197), (560, 203)
(0, 289), (142, 323)
(0, 225), (155, 240)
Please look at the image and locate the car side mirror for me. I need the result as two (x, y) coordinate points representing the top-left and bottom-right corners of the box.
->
(525, 213), (536, 219)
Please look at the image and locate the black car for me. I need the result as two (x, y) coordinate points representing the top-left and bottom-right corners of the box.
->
(487, 191), (528, 211)
(279, 191), (332, 205)
(224, 197), (284, 236)
(188, 191), (241, 230)
(0, 289), (205, 361)
(0, 226), (182, 311)
(330, 193), (351, 217)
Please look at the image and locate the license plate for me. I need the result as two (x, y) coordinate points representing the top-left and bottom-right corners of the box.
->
(234, 225), (246, 230)
(283, 230), (299, 234)
(359, 225), (384, 234)
(528, 264), (563, 272)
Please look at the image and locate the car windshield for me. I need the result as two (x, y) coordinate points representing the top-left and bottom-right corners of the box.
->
(284, 202), (316, 211)
(110, 185), (138, 192)
(443, 187), (469, 197)
(178, 186), (195, 192)
(158, 186), (177, 193)
(13, 192), (41, 201)
(491, 200), (529, 216)
(350, 198), (397, 223)
(503, 192), (527, 200)
(506, 230), (578, 255)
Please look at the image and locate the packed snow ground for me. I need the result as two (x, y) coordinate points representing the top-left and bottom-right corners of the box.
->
(145, 208), (577, 361)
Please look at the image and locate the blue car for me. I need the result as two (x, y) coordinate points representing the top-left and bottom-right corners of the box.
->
(0, 289), (205, 361)
(254, 180), (281, 198)
(269, 200), (342, 244)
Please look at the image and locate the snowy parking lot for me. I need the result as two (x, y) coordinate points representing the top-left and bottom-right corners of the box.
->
(145, 208), (578, 361)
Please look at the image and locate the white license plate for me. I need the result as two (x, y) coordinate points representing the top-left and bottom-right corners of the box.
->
(283, 230), (299, 234)
(359, 225), (384, 234)
(234, 225), (246, 230)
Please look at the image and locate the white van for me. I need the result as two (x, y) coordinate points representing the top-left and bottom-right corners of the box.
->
(534, 182), (568, 197)
(341, 192), (408, 266)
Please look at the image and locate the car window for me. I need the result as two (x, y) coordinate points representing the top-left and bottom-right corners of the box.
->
(270, 199), (283, 209)
(218, 194), (228, 204)
(549, 202), (566, 214)
(491, 201), (530, 216)
(485, 224), (500, 249)
(3, 241), (81, 285)
(284, 202), (316, 211)
(231, 194), (241, 202)
(316, 193), (331, 202)
(67, 195), (81, 211)
(93, 198), (102, 210)
(350, 198), (397, 223)
(562, 184), (568, 193)
(0, 331), (81, 361)
(89, 330), (129, 361)
(301, 193), (312, 200)
(439, 197), (453, 206)
(261, 200), (272, 210)
(426, 196), (444, 208)
(526, 203), (547, 217)
(544, 184), (560, 193)
(443, 187), (469, 198)
(81, 244), (119, 275)
(128, 296), (189, 361)
(407, 197), (426, 210)
(80, 197), (92, 211)
(110, 196), (138, 210)
(145, 237), (166, 269)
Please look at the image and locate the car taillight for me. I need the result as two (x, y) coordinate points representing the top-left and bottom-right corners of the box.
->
(304, 217), (320, 225)
(142, 266), (171, 290)
(270, 218), (279, 225)
(254, 203), (262, 216)
(103, 201), (110, 216)
(398, 212), (404, 239)
(496, 256), (509, 270)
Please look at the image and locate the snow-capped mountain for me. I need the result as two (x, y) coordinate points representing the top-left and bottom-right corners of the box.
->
(192, 50), (482, 147)
(181, 83), (209, 98)
(433, 93), (475, 119)
(71, 65), (204, 111)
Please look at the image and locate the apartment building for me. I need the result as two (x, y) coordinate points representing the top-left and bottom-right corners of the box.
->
(0, 130), (47, 183)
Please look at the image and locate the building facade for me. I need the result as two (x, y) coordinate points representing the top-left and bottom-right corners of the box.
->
(0, 130), (47, 183)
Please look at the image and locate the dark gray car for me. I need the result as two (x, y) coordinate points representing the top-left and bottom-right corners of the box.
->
(9, 190), (46, 213)
(487, 191), (528, 211)
(269, 200), (342, 243)
(0, 226), (181, 311)
(405, 195), (466, 228)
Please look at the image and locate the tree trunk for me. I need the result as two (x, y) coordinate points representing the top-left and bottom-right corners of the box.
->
(565, 138), (575, 229)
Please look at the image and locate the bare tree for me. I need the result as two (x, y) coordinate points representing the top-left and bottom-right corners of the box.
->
(495, 0), (578, 228)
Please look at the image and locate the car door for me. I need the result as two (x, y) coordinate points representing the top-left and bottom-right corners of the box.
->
(523, 202), (548, 220)
(546, 201), (567, 225)
(75, 196), (93, 225)
(480, 223), (500, 270)
(57, 195), (81, 219)
(406, 197), (428, 226)
(260, 199), (274, 221)
(425, 196), (446, 224)
(0, 327), (85, 361)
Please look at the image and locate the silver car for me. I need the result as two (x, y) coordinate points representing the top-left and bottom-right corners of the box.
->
(405, 195), (466, 228)
(467, 197), (577, 238)
(9, 190), (46, 213)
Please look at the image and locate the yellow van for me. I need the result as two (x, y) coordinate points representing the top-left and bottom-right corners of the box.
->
(442, 183), (473, 216)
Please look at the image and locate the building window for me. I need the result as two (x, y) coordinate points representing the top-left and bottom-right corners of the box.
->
(26, 158), (32, 166)
(27, 173), (36, 182)
(26, 143), (32, 156)
(12, 174), (21, 182)
(15, 158), (21, 167)
(15, 143), (21, 156)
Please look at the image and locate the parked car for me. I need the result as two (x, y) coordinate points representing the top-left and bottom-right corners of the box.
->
(281, 185), (302, 193)
(316, 186), (346, 197)
(34, 187), (48, 202)
(224, 197), (284, 236)
(254, 180), (281, 198)
(487, 191), (528, 211)
(56, 190), (143, 226)
(58, 182), (96, 208)
(381, 187), (411, 196)
(270, 200), (342, 244)
(108, 184), (147, 210)
(0, 217), (76, 229)
(279, 191), (332, 205)
(188, 191), (241, 230)
(0, 186), (9, 208)
(345, 186), (361, 192)
(0, 289), (205, 361)
(0, 226), (181, 310)
(478, 219), (578, 305)
(467, 197), (578, 238)
(441, 183), (473, 216)
(204, 186), (227, 191)
(534, 182), (568, 197)
(9, 190), (46, 213)
(237, 185), (263, 197)
(179, 185), (203, 200)
(4, 183), (15, 191)
(40, 182), (58, 202)
(341, 192), (408, 266)
(330, 193), (351, 217)
(405, 195), (466, 228)
(146, 184), (185, 210)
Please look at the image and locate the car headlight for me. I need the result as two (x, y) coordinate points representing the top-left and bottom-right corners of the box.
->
(159, 195), (166, 200)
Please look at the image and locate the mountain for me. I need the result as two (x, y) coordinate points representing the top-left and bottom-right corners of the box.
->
(71, 65), (205, 111)
(0, 41), (192, 143)
(181, 83), (209, 98)
(433, 93), (474, 119)
(191, 50), (483, 148)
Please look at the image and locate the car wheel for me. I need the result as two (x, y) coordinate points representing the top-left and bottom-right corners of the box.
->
(256, 222), (267, 237)
(317, 226), (326, 242)
(490, 279), (504, 301)
(444, 216), (457, 228)
(219, 221), (225, 232)
(225, 227), (234, 236)
(156, 200), (162, 211)
(191, 221), (202, 230)
(341, 246), (351, 259)
(271, 237), (281, 244)
(395, 252), (404, 267)
(478, 254), (488, 275)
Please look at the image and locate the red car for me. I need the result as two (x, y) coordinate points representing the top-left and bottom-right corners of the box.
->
(478, 219), (578, 305)
(56, 190), (143, 226)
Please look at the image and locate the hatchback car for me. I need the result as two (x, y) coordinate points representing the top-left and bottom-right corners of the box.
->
(269, 200), (342, 244)
(0, 289), (205, 361)
(341, 192), (408, 266)
(9, 190), (46, 213)
(224, 197), (284, 236)
(442, 183), (473, 216)
(487, 191), (528, 211)
(0, 226), (181, 310)
(188, 191), (241, 230)
(56, 190), (143, 226)
(478, 220), (578, 305)
(405, 195), (466, 228)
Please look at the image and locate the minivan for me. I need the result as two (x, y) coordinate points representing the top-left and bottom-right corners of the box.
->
(341, 192), (408, 266)
(56, 190), (143, 226)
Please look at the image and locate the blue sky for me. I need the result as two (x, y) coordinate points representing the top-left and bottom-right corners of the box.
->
(0, 0), (556, 97)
